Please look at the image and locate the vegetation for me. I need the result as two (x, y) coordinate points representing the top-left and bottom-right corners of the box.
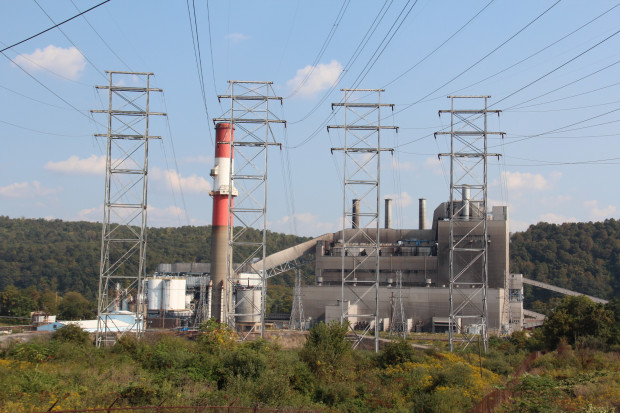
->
(510, 219), (620, 310)
(0, 216), (312, 317)
(0, 321), (508, 412)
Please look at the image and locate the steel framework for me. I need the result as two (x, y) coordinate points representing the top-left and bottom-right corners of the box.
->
(328, 89), (397, 352)
(92, 71), (165, 347)
(214, 81), (285, 339)
(289, 269), (306, 330)
(389, 270), (407, 339)
(436, 95), (502, 352)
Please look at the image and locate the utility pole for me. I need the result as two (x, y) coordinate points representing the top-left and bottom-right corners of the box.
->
(214, 81), (285, 340)
(92, 71), (165, 347)
(329, 89), (397, 352)
(436, 95), (503, 352)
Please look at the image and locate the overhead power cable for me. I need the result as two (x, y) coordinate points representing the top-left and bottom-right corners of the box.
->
(186, 0), (213, 143)
(70, 0), (133, 71)
(33, 0), (107, 80)
(394, 0), (562, 117)
(445, 1), (620, 99)
(286, 0), (351, 99)
(382, 0), (496, 89)
(349, 0), (419, 89)
(0, 0), (111, 54)
(289, 0), (394, 125)
(493, 28), (620, 109)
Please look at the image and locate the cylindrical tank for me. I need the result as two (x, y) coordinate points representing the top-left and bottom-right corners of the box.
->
(147, 278), (164, 311)
(162, 278), (187, 310)
(235, 288), (261, 323)
(210, 123), (236, 321)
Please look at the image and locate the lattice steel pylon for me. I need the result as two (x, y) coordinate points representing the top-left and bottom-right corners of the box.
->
(389, 270), (407, 339)
(328, 89), (397, 352)
(92, 71), (165, 347)
(214, 81), (285, 339)
(436, 96), (503, 352)
(289, 269), (305, 330)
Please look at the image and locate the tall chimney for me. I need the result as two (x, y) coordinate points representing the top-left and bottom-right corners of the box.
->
(419, 198), (426, 230)
(210, 123), (236, 322)
(352, 199), (360, 229)
(385, 198), (392, 229)
(462, 185), (470, 220)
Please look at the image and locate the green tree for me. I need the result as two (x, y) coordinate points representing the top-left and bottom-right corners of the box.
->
(542, 295), (615, 349)
(300, 321), (351, 378)
(58, 291), (93, 320)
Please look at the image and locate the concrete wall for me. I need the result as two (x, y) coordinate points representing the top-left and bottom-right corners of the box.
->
(302, 285), (507, 333)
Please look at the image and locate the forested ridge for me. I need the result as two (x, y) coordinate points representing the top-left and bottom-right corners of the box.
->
(0, 216), (311, 301)
(510, 219), (620, 306)
(2, 215), (620, 309)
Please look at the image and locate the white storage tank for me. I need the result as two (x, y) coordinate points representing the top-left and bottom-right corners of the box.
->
(147, 278), (164, 311)
(236, 288), (261, 323)
(162, 278), (187, 310)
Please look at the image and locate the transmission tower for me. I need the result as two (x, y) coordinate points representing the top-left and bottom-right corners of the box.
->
(328, 89), (397, 352)
(436, 95), (503, 352)
(214, 81), (285, 339)
(289, 269), (305, 330)
(389, 270), (407, 339)
(92, 71), (165, 347)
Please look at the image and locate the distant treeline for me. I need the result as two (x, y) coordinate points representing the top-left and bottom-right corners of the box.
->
(510, 219), (620, 309)
(1, 216), (620, 314)
(0, 216), (312, 302)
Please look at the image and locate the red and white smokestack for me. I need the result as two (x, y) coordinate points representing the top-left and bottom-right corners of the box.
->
(210, 123), (237, 322)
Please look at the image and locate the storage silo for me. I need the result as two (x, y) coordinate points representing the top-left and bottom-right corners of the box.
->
(147, 278), (164, 311)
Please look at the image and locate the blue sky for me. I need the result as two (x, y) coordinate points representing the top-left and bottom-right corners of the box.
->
(1, 0), (620, 237)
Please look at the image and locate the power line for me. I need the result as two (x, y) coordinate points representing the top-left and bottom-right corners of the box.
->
(382, 0), (496, 89)
(394, 0), (563, 117)
(70, 0), (133, 71)
(286, 0), (351, 99)
(33, 0), (107, 80)
(0, 0), (112, 54)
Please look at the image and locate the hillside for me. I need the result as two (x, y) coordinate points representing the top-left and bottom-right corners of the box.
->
(0, 216), (311, 300)
(510, 219), (620, 307)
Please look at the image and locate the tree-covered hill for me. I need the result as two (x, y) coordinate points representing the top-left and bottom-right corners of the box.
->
(510, 219), (620, 305)
(0, 216), (311, 300)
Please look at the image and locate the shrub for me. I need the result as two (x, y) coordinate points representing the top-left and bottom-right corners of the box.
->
(378, 339), (419, 367)
(300, 321), (350, 377)
(51, 324), (91, 345)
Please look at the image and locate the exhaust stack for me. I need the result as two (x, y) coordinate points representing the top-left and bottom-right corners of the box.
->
(419, 198), (426, 230)
(210, 123), (236, 321)
(385, 198), (392, 229)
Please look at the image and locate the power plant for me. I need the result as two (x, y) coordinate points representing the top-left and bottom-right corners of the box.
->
(92, 77), (607, 349)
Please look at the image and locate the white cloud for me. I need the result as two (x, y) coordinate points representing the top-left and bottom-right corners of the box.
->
(0, 181), (61, 198)
(384, 192), (413, 208)
(151, 168), (211, 194)
(45, 155), (106, 175)
(500, 171), (551, 191)
(225, 33), (249, 43)
(287, 60), (342, 97)
(148, 205), (187, 227)
(269, 212), (337, 237)
(13, 45), (85, 80)
(76, 207), (100, 222)
(423, 156), (445, 176)
(538, 212), (577, 225)
(391, 158), (417, 172)
(584, 200), (617, 221)
(185, 155), (212, 164)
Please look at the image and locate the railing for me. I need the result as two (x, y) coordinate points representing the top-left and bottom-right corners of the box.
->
(35, 406), (319, 413)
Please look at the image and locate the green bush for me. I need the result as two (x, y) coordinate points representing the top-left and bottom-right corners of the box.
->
(300, 321), (351, 377)
(378, 339), (419, 367)
(51, 323), (91, 345)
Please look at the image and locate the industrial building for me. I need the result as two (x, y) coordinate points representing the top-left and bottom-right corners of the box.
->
(147, 197), (524, 334)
